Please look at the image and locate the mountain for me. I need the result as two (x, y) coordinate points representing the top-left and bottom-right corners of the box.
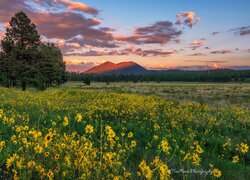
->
(83, 61), (151, 75)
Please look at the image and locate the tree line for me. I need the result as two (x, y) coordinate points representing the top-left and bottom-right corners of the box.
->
(0, 12), (67, 90)
(68, 69), (250, 84)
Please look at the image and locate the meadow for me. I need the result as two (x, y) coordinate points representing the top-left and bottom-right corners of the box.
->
(0, 83), (249, 179)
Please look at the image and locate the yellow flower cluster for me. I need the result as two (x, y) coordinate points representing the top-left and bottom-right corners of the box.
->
(0, 87), (249, 179)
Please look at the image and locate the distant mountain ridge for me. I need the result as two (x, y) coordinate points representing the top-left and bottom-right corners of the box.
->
(83, 61), (151, 75)
(82, 61), (250, 75)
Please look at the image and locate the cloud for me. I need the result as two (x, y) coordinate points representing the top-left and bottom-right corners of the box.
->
(190, 41), (203, 46)
(115, 20), (182, 45)
(210, 50), (233, 54)
(189, 53), (206, 56)
(66, 60), (95, 72)
(189, 39), (206, 50)
(199, 38), (208, 41)
(230, 26), (250, 36)
(64, 47), (176, 57)
(0, 0), (118, 49)
(185, 60), (228, 63)
(176, 12), (200, 28)
(212, 31), (220, 36)
(33, 0), (99, 15)
(0, 0), (31, 23)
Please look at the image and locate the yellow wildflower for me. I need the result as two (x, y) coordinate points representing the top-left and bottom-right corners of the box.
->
(6, 154), (19, 168)
(27, 160), (36, 168)
(240, 143), (249, 153)
(76, 113), (83, 122)
(63, 116), (69, 126)
(128, 132), (133, 138)
(85, 124), (94, 134)
(232, 155), (239, 163)
(158, 140), (171, 154)
(47, 169), (54, 179)
(213, 168), (222, 178)
(131, 140), (137, 148)
(34, 145), (43, 154)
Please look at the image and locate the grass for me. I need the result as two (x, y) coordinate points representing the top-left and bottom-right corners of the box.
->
(0, 83), (249, 179)
(63, 81), (250, 107)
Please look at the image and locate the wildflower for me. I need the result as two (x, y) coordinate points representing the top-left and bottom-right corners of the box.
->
(131, 140), (137, 148)
(65, 155), (71, 166)
(6, 154), (18, 168)
(44, 132), (53, 147)
(85, 125), (94, 134)
(34, 145), (43, 154)
(63, 116), (69, 126)
(52, 121), (56, 126)
(9, 117), (15, 124)
(16, 157), (23, 169)
(128, 132), (133, 138)
(139, 160), (153, 180)
(195, 144), (204, 154)
(44, 152), (49, 157)
(154, 124), (160, 130)
(76, 113), (83, 122)
(213, 168), (222, 178)
(191, 153), (201, 166)
(153, 135), (158, 141)
(0, 141), (5, 152)
(158, 140), (171, 154)
(27, 160), (36, 168)
(12, 169), (18, 180)
(47, 169), (54, 179)
(232, 155), (239, 163)
(184, 152), (191, 161)
(240, 143), (249, 153)
(55, 154), (60, 160)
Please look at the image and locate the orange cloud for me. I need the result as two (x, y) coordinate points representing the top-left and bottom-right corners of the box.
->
(190, 41), (203, 46)
(33, 0), (99, 15)
(58, 0), (98, 15)
(176, 12), (200, 28)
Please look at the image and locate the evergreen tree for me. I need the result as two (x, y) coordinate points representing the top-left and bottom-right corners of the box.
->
(1, 11), (41, 90)
(0, 11), (67, 90)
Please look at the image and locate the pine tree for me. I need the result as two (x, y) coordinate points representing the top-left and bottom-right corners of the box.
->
(0, 11), (67, 90)
(1, 11), (41, 90)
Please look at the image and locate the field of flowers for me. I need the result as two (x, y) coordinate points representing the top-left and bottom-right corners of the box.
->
(0, 86), (249, 179)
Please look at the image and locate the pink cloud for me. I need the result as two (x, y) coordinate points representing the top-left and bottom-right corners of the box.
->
(176, 12), (200, 28)
(0, 0), (118, 49)
(57, 0), (99, 15)
(115, 20), (182, 45)
(210, 50), (233, 54)
(66, 60), (95, 72)
(64, 47), (176, 57)
(33, 0), (99, 15)
(189, 53), (206, 56)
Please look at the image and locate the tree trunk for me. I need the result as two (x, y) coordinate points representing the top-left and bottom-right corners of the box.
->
(21, 81), (26, 91)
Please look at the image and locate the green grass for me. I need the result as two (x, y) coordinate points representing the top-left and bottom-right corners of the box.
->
(0, 85), (249, 179)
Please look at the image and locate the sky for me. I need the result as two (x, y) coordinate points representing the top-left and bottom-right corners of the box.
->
(0, 0), (250, 71)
